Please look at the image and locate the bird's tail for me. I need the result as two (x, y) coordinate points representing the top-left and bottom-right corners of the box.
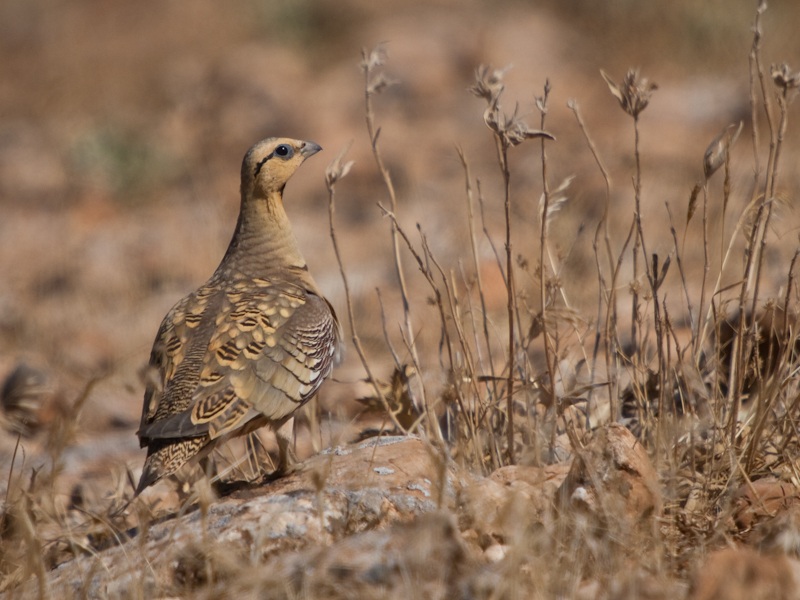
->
(135, 437), (205, 495)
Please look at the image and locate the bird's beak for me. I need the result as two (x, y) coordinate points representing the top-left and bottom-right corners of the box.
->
(300, 141), (322, 158)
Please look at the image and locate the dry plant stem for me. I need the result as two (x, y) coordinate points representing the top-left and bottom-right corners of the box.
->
(769, 93), (790, 198)
(18, 500), (47, 600)
(782, 254), (798, 339)
(326, 176), (405, 435)
(727, 3), (783, 446)
(630, 106), (668, 452)
(374, 287), (409, 381)
(779, 391), (800, 456)
(742, 99), (792, 466)
(4, 433), (22, 508)
(634, 111), (667, 455)
(778, 270), (800, 458)
(631, 114), (654, 335)
(449, 266), (489, 429)
(428, 251), (483, 429)
(714, 261), (773, 438)
(630, 115), (649, 423)
(457, 262), (497, 457)
(749, 95), (789, 321)
(375, 287), (438, 437)
(751, 2), (776, 209)
(628, 117), (647, 364)
(475, 177), (517, 458)
(569, 101), (621, 421)
(629, 212), (640, 354)
(466, 74), (558, 465)
(745, 365), (782, 473)
(495, 134), (517, 465)
(456, 147), (499, 402)
(666, 204), (695, 343)
(476, 176), (518, 444)
(440, 265), (481, 385)
(631, 116), (647, 352)
(377, 204), (476, 445)
(722, 142), (732, 245)
(693, 185), (710, 361)
(732, 218), (765, 446)
(361, 49), (427, 416)
(650, 254), (667, 458)
(744, 2), (780, 341)
(748, 3), (765, 184)
(733, 5), (765, 388)
(696, 192), (762, 366)
(536, 83), (560, 453)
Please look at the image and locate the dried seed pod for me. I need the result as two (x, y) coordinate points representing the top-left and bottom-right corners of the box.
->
(771, 63), (800, 93)
(703, 121), (743, 179)
(601, 69), (658, 118)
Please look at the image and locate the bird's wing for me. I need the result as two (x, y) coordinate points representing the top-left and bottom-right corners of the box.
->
(245, 280), (340, 420)
(138, 277), (338, 444)
(138, 282), (223, 445)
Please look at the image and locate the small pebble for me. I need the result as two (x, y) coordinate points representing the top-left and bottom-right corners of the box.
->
(484, 544), (508, 563)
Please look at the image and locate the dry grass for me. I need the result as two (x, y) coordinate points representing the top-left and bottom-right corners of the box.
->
(1, 0), (800, 597)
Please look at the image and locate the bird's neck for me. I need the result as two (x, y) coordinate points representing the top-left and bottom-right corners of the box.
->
(218, 190), (309, 281)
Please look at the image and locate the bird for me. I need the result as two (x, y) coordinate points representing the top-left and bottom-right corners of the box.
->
(135, 137), (339, 495)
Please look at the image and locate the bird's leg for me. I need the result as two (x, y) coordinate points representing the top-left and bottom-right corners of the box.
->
(276, 432), (298, 474)
(199, 455), (212, 479)
(265, 418), (301, 480)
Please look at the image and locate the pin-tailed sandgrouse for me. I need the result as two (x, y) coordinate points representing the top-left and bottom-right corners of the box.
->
(136, 138), (339, 494)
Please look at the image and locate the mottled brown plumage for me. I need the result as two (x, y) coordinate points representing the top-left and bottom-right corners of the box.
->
(136, 137), (339, 494)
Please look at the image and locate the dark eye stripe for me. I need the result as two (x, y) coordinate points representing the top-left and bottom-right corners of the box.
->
(253, 155), (270, 177)
(253, 144), (294, 177)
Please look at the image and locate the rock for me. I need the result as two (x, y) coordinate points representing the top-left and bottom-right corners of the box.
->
(688, 547), (800, 600)
(750, 504), (800, 557)
(484, 543), (508, 563)
(731, 477), (800, 531)
(575, 571), (685, 600)
(263, 511), (468, 600)
(488, 462), (571, 523)
(460, 463), (570, 544)
(32, 436), (454, 598)
(556, 424), (661, 528)
(490, 462), (572, 490)
(459, 476), (517, 545)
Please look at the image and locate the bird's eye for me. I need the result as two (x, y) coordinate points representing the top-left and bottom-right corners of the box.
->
(274, 144), (293, 158)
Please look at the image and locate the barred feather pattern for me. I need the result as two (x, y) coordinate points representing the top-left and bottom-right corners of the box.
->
(135, 137), (338, 494)
(136, 276), (338, 493)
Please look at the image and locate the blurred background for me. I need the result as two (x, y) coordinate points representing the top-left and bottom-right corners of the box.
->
(1, 0), (799, 498)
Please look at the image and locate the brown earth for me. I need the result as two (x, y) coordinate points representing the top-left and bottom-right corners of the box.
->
(2, 0), (800, 597)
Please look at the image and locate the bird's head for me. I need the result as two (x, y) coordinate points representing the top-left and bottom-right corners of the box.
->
(241, 137), (322, 201)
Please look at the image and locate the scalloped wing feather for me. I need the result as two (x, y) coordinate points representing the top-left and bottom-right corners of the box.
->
(137, 277), (338, 488)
